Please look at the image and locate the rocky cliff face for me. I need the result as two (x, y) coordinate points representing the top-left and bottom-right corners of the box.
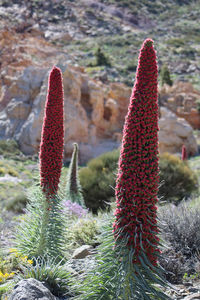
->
(0, 28), (198, 162)
(159, 107), (197, 156)
(0, 61), (197, 162)
(0, 62), (131, 163)
(160, 82), (200, 129)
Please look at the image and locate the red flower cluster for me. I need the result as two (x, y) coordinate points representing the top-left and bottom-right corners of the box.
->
(113, 39), (160, 266)
(182, 145), (187, 161)
(39, 66), (64, 196)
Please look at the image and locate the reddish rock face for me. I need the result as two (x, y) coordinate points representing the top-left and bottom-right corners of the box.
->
(160, 81), (200, 129)
(176, 109), (200, 130)
(0, 29), (198, 162)
(159, 107), (198, 156)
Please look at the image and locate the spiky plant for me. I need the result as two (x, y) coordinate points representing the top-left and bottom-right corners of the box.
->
(16, 256), (73, 297)
(15, 67), (66, 261)
(182, 145), (187, 161)
(77, 39), (170, 299)
(66, 143), (85, 207)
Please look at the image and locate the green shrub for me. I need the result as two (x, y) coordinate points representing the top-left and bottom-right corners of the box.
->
(160, 64), (173, 86)
(0, 140), (21, 158)
(159, 153), (198, 203)
(167, 37), (185, 47)
(80, 150), (198, 211)
(0, 167), (6, 176)
(126, 61), (137, 72)
(0, 162), (19, 177)
(5, 193), (28, 213)
(94, 47), (111, 66)
(70, 218), (99, 246)
(79, 149), (119, 213)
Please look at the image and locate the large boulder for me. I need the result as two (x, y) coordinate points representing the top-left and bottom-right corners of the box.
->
(8, 278), (57, 300)
(159, 107), (198, 155)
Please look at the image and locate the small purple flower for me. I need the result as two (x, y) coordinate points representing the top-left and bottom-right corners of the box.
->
(63, 200), (88, 218)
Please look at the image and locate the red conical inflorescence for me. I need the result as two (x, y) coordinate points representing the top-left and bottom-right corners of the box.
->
(39, 66), (64, 196)
(182, 145), (187, 161)
(113, 39), (160, 266)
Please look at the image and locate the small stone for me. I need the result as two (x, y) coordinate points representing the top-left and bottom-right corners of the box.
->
(188, 288), (200, 293)
(72, 245), (93, 259)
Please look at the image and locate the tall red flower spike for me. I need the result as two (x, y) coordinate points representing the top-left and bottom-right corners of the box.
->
(39, 66), (64, 196)
(182, 145), (187, 161)
(113, 39), (160, 266)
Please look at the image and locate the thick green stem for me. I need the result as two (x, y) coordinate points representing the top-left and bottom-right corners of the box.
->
(37, 199), (50, 256)
(124, 271), (131, 300)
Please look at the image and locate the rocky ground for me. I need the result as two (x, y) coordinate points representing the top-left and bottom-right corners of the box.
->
(1, 0), (200, 87)
(2, 209), (200, 299)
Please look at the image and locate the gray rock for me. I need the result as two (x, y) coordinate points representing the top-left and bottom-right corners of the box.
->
(8, 278), (57, 300)
(6, 99), (30, 120)
(72, 245), (93, 259)
(0, 66), (47, 142)
(183, 292), (200, 300)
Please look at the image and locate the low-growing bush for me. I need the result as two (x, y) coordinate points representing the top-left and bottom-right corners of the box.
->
(159, 201), (200, 283)
(160, 64), (173, 86)
(94, 47), (111, 67)
(5, 193), (28, 213)
(0, 162), (19, 177)
(159, 153), (198, 203)
(80, 151), (198, 211)
(0, 167), (6, 176)
(159, 201), (200, 258)
(79, 149), (119, 213)
(158, 247), (191, 284)
(0, 140), (21, 158)
(70, 218), (99, 246)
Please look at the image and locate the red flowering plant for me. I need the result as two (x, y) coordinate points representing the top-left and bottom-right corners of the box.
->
(78, 40), (169, 300)
(40, 66), (64, 197)
(15, 67), (66, 261)
(113, 39), (159, 265)
(112, 39), (169, 298)
(182, 145), (187, 161)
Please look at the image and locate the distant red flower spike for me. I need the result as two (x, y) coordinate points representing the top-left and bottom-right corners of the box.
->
(113, 39), (160, 266)
(182, 145), (187, 161)
(39, 66), (64, 196)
